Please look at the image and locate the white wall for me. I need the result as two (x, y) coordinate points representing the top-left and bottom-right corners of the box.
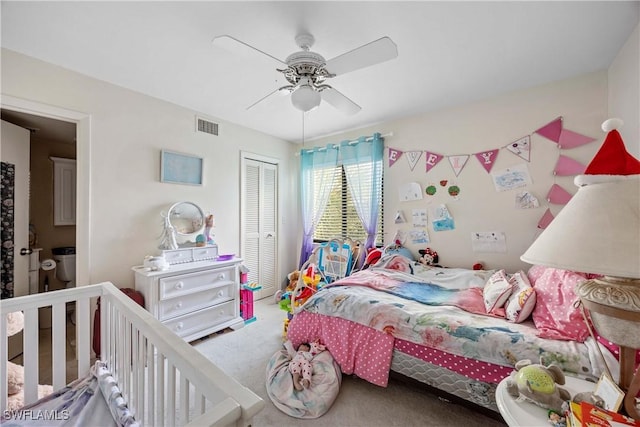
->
(1, 48), (300, 289)
(608, 22), (639, 157)
(311, 72), (608, 273)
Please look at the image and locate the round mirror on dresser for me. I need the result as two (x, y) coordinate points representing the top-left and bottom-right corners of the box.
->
(168, 201), (205, 235)
(159, 201), (205, 250)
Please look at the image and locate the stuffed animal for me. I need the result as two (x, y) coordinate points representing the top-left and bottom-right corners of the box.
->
(506, 358), (571, 414)
(417, 248), (439, 266)
(5, 311), (53, 411)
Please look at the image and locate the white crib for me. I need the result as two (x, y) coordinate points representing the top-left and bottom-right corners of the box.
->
(1, 282), (264, 426)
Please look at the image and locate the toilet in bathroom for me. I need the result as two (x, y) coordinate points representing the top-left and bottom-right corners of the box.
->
(52, 246), (76, 288)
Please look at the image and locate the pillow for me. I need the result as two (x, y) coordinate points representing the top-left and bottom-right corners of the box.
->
(504, 271), (536, 323)
(529, 266), (590, 341)
(482, 270), (514, 314)
(7, 361), (24, 395)
(374, 254), (414, 274)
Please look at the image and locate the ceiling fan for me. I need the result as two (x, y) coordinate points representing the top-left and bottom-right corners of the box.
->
(212, 33), (398, 114)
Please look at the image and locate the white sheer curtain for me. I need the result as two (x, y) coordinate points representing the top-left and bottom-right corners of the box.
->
(340, 133), (384, 262)
(299, 145), (339, 266)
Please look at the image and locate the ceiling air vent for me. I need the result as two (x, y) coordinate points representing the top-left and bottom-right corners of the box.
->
(196, 116), (219, 136)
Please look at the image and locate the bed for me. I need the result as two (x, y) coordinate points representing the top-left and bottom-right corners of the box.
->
(1, 282), (264, 426)
(287, 254), (617, 414)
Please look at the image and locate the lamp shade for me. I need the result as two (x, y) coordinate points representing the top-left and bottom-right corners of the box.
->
(520, 175), (640, 278)
(291, 85), (321, 112)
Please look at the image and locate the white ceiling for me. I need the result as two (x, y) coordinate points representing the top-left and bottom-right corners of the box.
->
(1, 1), (638, 143)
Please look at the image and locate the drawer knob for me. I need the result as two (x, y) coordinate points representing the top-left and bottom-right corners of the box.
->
(175, 302), (182, 309)
(175, 282), (184, 289)
(218, 273), (225, 280)
(217, 290), (224, 297)
(176, 322), (183, 330)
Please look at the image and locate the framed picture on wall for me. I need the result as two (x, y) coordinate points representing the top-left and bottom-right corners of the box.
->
(160, 150), (203, 186)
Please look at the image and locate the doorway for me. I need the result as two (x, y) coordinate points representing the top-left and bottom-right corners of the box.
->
(240, 152), (279, 300)
(0, 95), (90, 294)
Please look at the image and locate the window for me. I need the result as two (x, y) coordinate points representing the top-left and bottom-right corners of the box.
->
(313, 164), (383, 245)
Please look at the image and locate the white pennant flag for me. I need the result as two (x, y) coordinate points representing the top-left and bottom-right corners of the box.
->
(506, 135), (531, 162)
(405, 151), (423, 171)
(448, 155), (469, 177)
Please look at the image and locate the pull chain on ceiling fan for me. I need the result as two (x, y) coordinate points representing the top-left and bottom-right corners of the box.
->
(213, 32), (398, 114)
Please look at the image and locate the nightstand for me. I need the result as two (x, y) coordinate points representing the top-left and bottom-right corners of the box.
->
(496, 374), (596, 426)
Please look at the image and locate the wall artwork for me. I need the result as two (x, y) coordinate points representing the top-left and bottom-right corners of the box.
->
(160, 150), (203, 186)
(491, 163), (532, 192)
(471, 231), (507, 253)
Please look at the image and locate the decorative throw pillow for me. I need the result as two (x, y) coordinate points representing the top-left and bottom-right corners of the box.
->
(528, 266), (590, 342)
(482, 270), (514, 314)
(504, 271), (536, 323)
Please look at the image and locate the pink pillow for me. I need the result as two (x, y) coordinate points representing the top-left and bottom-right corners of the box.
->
(528, 266), (589, 341)
(483, 270), (513, 314)
(504, 271), (536, 323)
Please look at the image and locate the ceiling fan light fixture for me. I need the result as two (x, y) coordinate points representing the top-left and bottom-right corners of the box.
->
(291, 84), (321, 112)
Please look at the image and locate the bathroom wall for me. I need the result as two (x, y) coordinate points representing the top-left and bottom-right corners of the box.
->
(30, 136), (76, 291)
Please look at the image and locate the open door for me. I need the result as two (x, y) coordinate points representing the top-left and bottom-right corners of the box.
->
(1, 120), (30, 298)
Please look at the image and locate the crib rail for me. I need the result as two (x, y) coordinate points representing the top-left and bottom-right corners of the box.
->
(1, 282), (264, 426)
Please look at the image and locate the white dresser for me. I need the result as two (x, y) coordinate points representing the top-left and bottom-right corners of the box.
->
(133, 257), (245, 342)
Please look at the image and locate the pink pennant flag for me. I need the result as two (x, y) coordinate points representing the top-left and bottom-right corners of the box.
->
(506, 135), (531, 162)
(546, 184), (573, 204)
(537, 208), (555, 229)
(558, 129), (596, 149)
(554, 155), (586, 176)
(535, 117), (563, 143)
(448, 155), (469, 177)
(405, 151), (423, 171)
(388, 148), (403, 167)
(425, 151), (444, 173)
(474, 149), (499, 173)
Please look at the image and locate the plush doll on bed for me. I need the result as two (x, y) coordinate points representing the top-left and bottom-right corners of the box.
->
(288, 340), (326, 391)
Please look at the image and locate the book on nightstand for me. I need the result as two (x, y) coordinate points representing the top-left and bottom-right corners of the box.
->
(568, 400), (638, 427)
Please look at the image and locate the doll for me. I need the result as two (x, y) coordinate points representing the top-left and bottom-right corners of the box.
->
(288, 341), (326, 391)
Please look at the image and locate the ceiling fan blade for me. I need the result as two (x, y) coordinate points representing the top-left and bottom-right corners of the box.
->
(325, 37), (398, 76)
(321, 88), (361, 115)
(246, 87), (290, 110)
(212, 35), (286, 68)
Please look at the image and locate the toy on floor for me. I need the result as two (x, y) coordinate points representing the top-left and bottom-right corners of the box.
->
(5, 310), (54, 411)
(505, 358), (571, 414)
(288, 340), (326, 391)
(278, 266), (323, 314)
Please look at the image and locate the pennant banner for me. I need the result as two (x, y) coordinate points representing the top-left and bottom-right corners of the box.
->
(405, 151), (423, 171)
(474, 149), (499, 173)
(535, 117), (563, 142)
(506, 135), (531, 162)
(448, 155), (469, 177)
(546, 184), (573, 204)
(425, 151), (444, 173)
(537, 208), (555, 229)
(388, 148), (403, 167)
(554, 155), (586, 176)
(558, 129), (596, 149)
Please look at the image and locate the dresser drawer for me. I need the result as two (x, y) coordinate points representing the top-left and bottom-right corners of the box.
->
(157, 283), (235, 321)
(159, 267), (235, 300)
(163, 249), (194, 264)
(163, 301), (236, 339)
(193, 246), (218, 261)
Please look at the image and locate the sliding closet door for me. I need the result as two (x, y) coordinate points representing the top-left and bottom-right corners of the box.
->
(241, 154), (278, 300)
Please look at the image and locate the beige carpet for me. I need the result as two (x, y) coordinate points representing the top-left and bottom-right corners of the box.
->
(193, 298), (507, 427)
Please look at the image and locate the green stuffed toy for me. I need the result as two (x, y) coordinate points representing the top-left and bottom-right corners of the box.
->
(506, 358), (571, 414)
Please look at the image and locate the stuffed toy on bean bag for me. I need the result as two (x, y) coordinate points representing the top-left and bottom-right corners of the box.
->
(266, 340), (341, 419)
